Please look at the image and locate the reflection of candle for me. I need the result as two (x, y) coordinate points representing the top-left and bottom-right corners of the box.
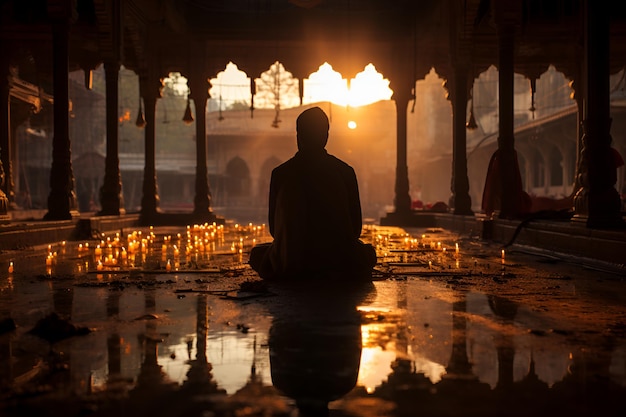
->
(8, 262), (14, 274)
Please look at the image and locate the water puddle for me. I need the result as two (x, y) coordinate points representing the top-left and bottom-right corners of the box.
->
(1, 224), (625, 416)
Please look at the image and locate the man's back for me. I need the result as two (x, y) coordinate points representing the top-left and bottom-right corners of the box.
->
(269, 150), (362, 274)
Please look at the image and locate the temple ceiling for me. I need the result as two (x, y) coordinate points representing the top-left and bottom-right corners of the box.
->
(1, 0), (626, 97)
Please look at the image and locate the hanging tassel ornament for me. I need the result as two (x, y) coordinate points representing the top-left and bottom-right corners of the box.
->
(466, 87), (478, 130)
(182, 95), (194, 125)
(250, 78), (256, 119)
(135, 96), (146, 128)
(529, 78), (537, 119)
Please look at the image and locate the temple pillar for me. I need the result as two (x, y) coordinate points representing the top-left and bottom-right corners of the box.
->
(392, 87), (412, 217)
(449, 65), (473, 215)
(188, 71), (214, 221)
(139, 75), (162, 224)
(98, 61), (125, 215)
(495, 21), (521, 219)
(573, 0), (623, 228)
(0, 55), (11, 218)
(44, 15), (79, 220)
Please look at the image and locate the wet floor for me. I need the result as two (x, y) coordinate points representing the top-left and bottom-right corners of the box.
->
(0, 223), (625, 417)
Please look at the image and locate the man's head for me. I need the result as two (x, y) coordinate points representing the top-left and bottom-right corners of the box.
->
(296, 106), (329, 151)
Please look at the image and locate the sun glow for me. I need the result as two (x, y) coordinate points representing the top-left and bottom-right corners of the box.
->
(206, 61), (393, 113)
(305, 63), (393, 107)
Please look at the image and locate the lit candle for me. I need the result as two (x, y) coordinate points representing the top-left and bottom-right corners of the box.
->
(97, 260), (103, 271)
(45, 255), (52, 266)
(8, 262), (14, 274)
(95, 245), (102, 256)
(166, 259), (172, 272)
(501, 249), (505, 261)
(428, 260), (432, 269)
(455, 243), (459, 254)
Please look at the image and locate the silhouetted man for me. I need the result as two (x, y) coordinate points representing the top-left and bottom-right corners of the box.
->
(249, 106), (376, 280)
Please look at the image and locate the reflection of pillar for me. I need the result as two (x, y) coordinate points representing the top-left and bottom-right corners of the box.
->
(0, 283), (14, 386)
(182, 294), (220, 394)
(447, 295), (473, 377)
(99, 61), (125, 216)
(487, 295), (518, 390)
(135, 288), (166, 388)
(139, 75), (162, 223)
(436, 292), (491, 411)
(449, 65), (473, 215)
(45, 17), (79, 220)
(573, 0), (623, 228)
(188, 70), (213, 219)
(106, 291), (121, 378)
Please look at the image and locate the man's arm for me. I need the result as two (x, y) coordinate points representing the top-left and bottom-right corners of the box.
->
(268, 169), (278, 237)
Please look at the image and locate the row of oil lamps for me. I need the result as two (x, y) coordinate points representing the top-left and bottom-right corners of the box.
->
(5, 222), (269, 275)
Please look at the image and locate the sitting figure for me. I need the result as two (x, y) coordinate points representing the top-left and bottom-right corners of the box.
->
(249, 106), (376, 280)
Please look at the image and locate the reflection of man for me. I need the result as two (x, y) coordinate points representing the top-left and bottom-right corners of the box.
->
(267, 281), (373, 417)
(250, 106), (376, 280)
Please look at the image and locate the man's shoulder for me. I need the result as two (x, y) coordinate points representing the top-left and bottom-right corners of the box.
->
(272, 157), (298, 175)
(326, 154), (355, 171)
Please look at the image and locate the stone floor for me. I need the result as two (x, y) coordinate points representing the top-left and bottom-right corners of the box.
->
(0, 223), (625, 417)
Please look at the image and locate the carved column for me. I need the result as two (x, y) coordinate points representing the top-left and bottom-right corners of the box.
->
(98, 61), (125, 215)
(495, 21), (521, 219)
(390, 82), (413, 217)
(44, 16), (79, 220)
(380, 40), (416, 226)
(188, 72), (214, 219)
(448, 65), (473, 215)
(573, 0), (623, 228)
(139, 75), (162, 224)
(0, 55), (10, 217)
